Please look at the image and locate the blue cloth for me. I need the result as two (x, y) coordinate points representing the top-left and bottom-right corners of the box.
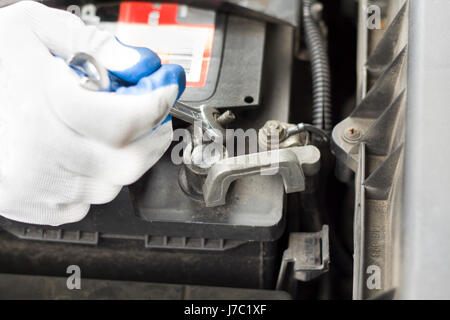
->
(106, 40), (185, 127)
(109, 38), (186, 100)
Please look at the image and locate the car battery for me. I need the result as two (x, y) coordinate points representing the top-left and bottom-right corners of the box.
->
(0, 1), (295, 289)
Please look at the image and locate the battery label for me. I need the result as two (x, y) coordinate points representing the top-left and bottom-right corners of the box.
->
(101, 2), (215, 88)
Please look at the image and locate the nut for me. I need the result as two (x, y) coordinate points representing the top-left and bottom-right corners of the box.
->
(263, 121), (286, 138)
(343, 127), (362, 143)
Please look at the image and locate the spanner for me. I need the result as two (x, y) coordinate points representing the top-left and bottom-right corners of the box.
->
(170, 101), (226, 140)
(68, 52), (227, 140)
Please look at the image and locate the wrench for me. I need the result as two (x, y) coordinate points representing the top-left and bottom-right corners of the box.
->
(67, 52), (110, 91)
(171, 101), (225, 140)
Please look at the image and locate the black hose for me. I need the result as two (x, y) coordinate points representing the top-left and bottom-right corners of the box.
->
(303, 0), (332, 133)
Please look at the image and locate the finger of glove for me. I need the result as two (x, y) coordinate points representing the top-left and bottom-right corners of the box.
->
(9, 1), (161, 81)
(59, 121), (174, 186)
(40, 174), (122, 205)
(10, 168), (121, 207)
(0, 186), (91, 226)
(48, 58), (184, 147)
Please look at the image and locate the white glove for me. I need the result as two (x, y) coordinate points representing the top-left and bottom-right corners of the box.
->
(0, 1), (186, 226)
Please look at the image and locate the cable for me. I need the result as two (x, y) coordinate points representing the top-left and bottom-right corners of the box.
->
(286, 123), (330, 142)
(303, 0), (333, 133)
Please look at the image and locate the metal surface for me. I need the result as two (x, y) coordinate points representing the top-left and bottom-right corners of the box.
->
(68, 52), (110, 91)
(179, 141), (228, 200)
(258, 120), (307, 150)
(276, 225), (330, 288)
(399, 0), (450, 300)
(203, 146), (321, 207)
(366, 3), (408, 75)
(332, 0), (408, 300)
(356, 0), (369, 104)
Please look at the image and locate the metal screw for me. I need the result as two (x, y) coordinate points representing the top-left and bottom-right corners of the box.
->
(264, 121), (283, 135)
(343, 127), (362, 143)
(262, 120), (287, 139)
(259, 121), (289, 151)
(266, 120), (280, 130)
(215, 110), (236, 127)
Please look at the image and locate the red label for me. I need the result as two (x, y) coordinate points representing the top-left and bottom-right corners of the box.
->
(119, 2), (179, 25)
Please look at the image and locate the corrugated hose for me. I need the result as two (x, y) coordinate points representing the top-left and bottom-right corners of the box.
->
(303, 0), (332, 133)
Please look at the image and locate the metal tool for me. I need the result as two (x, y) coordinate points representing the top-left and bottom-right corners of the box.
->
(68, 52), (231, 140)
(67, 52), (110, 91)
(171, 101), (226, 140)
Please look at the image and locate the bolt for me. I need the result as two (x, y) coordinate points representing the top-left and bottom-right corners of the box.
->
(260, 121), (288, 150)
(216, 110), (236, 127)
(343, 127), (362, 143)
(266, 120), (280, 130)
(263, 121), (285, 138)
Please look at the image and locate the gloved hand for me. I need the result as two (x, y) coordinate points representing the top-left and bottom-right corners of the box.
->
(0, 1), (185, 226)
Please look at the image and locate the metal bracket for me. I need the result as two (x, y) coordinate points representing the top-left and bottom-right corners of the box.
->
(202, 145), (321, 207)
(276, 225), (330, 288)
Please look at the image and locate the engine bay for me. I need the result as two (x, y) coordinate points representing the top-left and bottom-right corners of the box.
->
(0, 0), (440, 301)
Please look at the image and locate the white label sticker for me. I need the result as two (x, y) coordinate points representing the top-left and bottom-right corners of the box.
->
(100, 20), (214, 88)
